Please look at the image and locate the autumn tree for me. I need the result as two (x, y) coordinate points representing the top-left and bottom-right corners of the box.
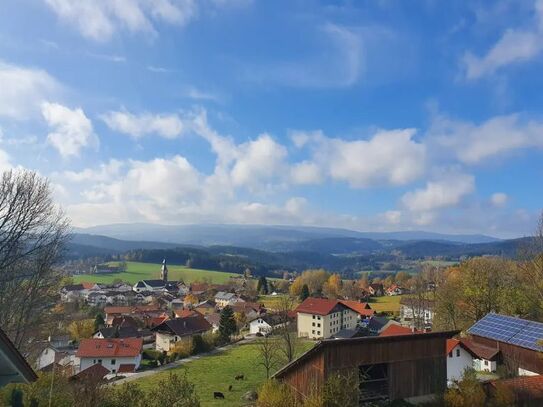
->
(275, 296), (299, 363)
(322, 274), (342, 299)
(444, 369), (486, 407)
(184, 293), (199, 306)
(289, 277), (304, 297)
(394, 271), (410, 286)
(0, 170), (69, 349)
(68, 319), (95, 342)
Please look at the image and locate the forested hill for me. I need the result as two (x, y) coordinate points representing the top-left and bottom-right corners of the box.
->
(66, 233), (529, 278)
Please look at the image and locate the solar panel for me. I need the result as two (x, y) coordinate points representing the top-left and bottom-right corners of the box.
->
(468, 313), (543, 352)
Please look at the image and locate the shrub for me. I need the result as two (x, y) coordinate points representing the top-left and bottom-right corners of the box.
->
(143, 349), (162, 361)
(257, 380), (299, 407)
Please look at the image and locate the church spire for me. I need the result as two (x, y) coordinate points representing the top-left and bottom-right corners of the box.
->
(161, 258), (168, 282)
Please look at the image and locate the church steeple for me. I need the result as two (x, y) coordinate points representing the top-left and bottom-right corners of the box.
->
(161, 258), (168, 282)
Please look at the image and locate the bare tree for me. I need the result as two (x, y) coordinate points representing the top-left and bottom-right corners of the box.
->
(276, 296), (299, 363)
(0, 170), (69, 349)
(256, 335), (279, 379)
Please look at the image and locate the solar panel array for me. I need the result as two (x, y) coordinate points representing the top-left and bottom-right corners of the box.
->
(467, 313), (543, 352)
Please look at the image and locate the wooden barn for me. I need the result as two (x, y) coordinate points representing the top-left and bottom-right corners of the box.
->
(273, 330), (458, 404)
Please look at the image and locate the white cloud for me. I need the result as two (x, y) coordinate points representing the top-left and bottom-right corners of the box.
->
(185, 87), (221, 102)
(42, 102), (98, 158)
(59, 159), (123, 183)
(43, 0), (252, 42)
(320, 129), (426, 188)
(463, 0), (543, 79)
(291, 161), (322, 185)
(383, 210), (401, 225)
(0, 62), (60, 120)
(230, 134), (288, 188)
(491, 192), (508, 207)
(430, 113), (543, 164)
(101, 110), (185, 139)
(401, 172), (475, 212)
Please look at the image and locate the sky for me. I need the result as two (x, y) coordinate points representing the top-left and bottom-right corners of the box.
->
(1, 0), (543, 238)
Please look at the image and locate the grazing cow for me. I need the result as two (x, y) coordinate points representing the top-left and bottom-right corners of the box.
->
(235, 374), (244, 380)
(213, 392), (225, 399)
(228, 385), (233, 391)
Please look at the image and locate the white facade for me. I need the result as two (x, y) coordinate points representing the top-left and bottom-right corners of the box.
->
(155, 332), (188, 352)
(473, 358), (497, 373)
(399, 304), (434, 329)
(36, 346), (76, 371)
(249, 318), (272, 334)
(297, 308), (358, 340)
(519, 367), (539, 376)
(79, 354), (141, 374)
(446, 344), (474, 386)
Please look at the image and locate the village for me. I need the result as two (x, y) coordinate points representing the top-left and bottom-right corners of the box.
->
(3, 255), (543, 406)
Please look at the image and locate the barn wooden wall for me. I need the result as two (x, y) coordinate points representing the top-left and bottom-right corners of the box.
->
(279, 332), (453, 401)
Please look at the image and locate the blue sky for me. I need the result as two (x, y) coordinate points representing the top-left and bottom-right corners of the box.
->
(1, 0), (543, 237)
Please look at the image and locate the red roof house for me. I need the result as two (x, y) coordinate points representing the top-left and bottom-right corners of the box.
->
(76, 338), (143, 374)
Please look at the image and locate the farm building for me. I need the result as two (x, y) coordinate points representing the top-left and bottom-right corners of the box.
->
(467, 313), (543, 376)
(274, 330), (457, 404)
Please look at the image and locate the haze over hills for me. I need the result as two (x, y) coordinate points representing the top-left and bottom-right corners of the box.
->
(74, 223), (501, 249)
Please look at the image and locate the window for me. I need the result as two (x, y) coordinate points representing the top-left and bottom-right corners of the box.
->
(317, 331), (320, 336)
(317, 323), (321, 327)
(312, 330), (315, 334)
(448, 352), (452, 358)
(112, 369), (116, 374)
(484, 360), (489, 366)
(317, 316), (321, 320)
(111, 359), (116, 365)
(312, 322), (315, 327)
(456, 349), (460, 357)
(312, 315), (315, 319)
(98, 359), (102, 364)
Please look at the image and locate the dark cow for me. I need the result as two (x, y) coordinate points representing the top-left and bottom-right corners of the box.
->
(213, 392), (225, 399)
(234, 374), (244, 380)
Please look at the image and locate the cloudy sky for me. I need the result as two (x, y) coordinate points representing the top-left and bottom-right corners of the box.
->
(1, 0), (543, 237)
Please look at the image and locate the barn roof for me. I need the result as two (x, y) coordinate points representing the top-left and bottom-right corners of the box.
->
(273, 330), (459, 380)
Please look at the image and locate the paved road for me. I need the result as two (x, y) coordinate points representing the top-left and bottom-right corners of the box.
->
(112, 336), (256, 385)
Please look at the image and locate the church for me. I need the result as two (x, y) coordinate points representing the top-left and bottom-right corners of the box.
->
(132, 259), (178, 293)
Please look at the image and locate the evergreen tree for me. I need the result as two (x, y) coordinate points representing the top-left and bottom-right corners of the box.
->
(299, 284), (310, 301)
(257, 276), (269, 294)
(218, 306), (237, 342)
(94, 313), (105, 331)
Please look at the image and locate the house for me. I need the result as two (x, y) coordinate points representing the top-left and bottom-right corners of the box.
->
(231, 302), (265, 321)
(367, 316), (401, 335)
(249, 314), (289, 334)
(93, 326), (141, 339)
(446, 339), (477, 385)
(0, 327), (37, 386)
(60, 284), (86, 302)
(76, 338), (143, 374)
(133, 279), (167, 293)
(204, 313), (221, 333)
(86, 291), (108, 307)
(339, 300), (374, 325)
(399, 297), (435, 329)
(152, 314), (212, 352)
(36, 343), (77, 373)
(193, 300), (216, 316)
(379, 324), (416, 337)
(104, 305), (162, 326)
(295, 297), (359, 340)
(189, 283), (209, 296)
(368, 283), (384, 297)
(467, 313), (543, 376)
(273, 330), (458, 403)
(386, 284), (405, 296)
(214, 291), (244, 309)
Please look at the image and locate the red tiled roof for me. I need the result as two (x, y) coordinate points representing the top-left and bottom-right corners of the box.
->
(295, 298), (343, 316)
(81, 282), (97, 289)
(379, 324), (415, 337)
(446, 338), (460, 355)
(150, 315), (169, 327)
(104, 306), (160, 315)
(175, 309), (199, 318)
(76, 338), (143, 358)
(488, 375), (543, 401)
(340, 300), (374, 317)
(460, 338), (499, 360)
(73, 363), (109, 380)
(117, 364), (136, 374)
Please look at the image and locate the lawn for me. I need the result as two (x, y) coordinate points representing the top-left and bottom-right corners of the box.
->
(367, 295), (403, 314)
(135, 340), (315, 407)
(73, 261), (240, 285)
(257, 294), (298, 310)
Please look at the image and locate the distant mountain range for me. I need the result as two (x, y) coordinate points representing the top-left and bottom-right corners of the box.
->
(74, 223), (501, 248)
(64, 224), (531, 275)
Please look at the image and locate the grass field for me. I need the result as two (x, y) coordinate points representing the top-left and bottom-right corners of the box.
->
(367, 295), (403, 314)
(73, 261), (240, 285)
(135, 340), (314, 406)
(257, 294), (298, 310)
